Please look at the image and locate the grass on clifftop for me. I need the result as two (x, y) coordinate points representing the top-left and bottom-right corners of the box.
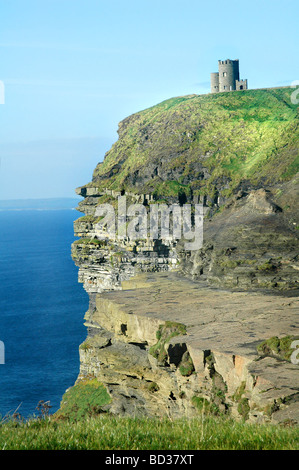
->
(1, 382), (298, 450)
(90, 88), (298, 199)
(0, 414), (298, 450)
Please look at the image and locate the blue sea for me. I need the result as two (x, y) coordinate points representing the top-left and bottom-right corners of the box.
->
(0, 210), (88, 418)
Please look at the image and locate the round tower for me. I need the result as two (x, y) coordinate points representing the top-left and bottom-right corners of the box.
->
(218, 59), (240, 92)
(210, 72), (219, 93)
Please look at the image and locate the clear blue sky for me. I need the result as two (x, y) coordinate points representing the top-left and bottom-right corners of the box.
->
(0, 0), (298, 199)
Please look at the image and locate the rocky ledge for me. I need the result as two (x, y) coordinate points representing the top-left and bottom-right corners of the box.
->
(75, 271), (299, 425)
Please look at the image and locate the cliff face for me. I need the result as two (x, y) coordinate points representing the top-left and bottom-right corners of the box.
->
(75, 272), (299, 424)
(63, 88), (299, 425)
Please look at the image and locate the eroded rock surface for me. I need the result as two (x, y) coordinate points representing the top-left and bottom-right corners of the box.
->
(77, 271), (299, 424)
(65, 88), (299, 425)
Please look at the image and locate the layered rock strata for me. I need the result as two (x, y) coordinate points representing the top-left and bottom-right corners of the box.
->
(72, 187), (183, 295)
(178, 179), (299, 291)
(70, 158), (298, 426)
(77, 271), (299, 424)
(68, 87), (299, 424)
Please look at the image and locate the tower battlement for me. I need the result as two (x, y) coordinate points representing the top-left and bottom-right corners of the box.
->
(218, 59), (239, 65)
(211, 59), (248, 93)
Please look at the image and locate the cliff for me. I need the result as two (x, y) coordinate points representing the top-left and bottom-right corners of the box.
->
(58, 87), (299, 425)
(83, 87), (298, 202)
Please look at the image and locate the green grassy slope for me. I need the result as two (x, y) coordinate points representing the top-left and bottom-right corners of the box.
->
(90, 88), (298, 200)
(1, 415), (298, 450)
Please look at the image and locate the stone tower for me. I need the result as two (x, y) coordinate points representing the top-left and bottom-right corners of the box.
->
(211, 59), (248, 93)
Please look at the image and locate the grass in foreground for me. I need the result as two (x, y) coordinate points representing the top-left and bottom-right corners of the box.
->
(0, 414), (298, 450)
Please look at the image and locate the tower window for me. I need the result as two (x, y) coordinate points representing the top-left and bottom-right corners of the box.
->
(223, 72), (227, 77)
